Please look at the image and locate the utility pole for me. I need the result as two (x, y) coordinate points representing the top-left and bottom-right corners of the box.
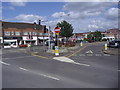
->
(48, 26), (51, 49)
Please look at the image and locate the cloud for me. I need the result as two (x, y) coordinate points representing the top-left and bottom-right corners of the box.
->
(105, 8), (118, 20)
(52, 12), (67, 18)
(50, 2), (118, 33)
(9, 0), (28, 6)
(15, 14), (46, 23)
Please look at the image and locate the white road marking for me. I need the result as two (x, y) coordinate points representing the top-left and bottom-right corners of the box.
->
(85, 50), (93, 54)
(3, 56), (34, 60)
(19, 67), (60, 81)
(53, 57), (90, 67)
(73, 62), (90, 67)
(0, 61), (10, 66)
(39, 74), (60, 81)
(19, 67), (29, 71)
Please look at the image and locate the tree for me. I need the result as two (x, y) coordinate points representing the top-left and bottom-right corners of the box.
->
(57, 20), (74, 38)
(87, 33), (93, 41)
(93, 31), (102, 41)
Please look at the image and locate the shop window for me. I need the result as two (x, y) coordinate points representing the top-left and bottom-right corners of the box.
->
(23, 32), (28, 35)
(4, 32), (10, 36)
(44, 33), (48, 35)
(32, 32), (37, 35)
(11, 32), (14, 36)
(15, 32), (20, 36)
(39, 33), (43, 35)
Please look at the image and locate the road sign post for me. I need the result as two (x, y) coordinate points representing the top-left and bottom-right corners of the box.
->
(54, 27), (60, 56)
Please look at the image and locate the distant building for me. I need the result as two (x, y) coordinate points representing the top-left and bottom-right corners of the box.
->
(75, 32), (94, 40)
(102, 29), (120, 41)
(74, 28), (120, 41)
(0, 21), (53, 48)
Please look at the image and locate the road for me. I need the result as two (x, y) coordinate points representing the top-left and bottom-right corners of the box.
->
(1, 42), (118, 88)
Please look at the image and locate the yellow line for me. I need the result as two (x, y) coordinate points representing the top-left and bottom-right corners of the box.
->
(66, 46), (87, 58)
(32, 54), (49, 59)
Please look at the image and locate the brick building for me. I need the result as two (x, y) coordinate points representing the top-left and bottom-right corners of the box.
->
(0, 21), (53, 48)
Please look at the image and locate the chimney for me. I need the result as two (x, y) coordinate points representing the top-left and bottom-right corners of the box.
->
(38, 20), (41, 25)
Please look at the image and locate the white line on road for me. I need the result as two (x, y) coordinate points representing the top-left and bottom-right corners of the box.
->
(19, 67), (60, 81)
(0, 61), (10, 66)
(73, 62), (90, 67)
(3, 56), (34, 60)
(19, 67), (29, 71)
(53, 57), (90, 67)
(39, 74), (60, 81)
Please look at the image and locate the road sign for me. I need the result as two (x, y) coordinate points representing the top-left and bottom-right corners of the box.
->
(54, 27), (61, 33)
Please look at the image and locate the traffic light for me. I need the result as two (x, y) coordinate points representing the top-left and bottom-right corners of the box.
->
(44, 25), (46, 33)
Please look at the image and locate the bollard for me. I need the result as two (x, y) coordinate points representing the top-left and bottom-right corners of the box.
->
(80, 42), (83, 46)
(104, 43), (108, 50)
(55, 46), (59, 56)
(115, 43), (117, 47)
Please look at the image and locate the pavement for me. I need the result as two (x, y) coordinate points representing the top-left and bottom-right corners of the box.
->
(1, 41), (118, 88)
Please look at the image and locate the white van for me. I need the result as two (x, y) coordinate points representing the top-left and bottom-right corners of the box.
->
(4, 39), (18, 48)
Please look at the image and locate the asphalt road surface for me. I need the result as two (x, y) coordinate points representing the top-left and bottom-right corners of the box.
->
(1, 42), (118, 88)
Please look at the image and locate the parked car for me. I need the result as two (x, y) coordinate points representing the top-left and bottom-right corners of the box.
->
(19, 44), (28, 48)
(107, 40), (120, 48)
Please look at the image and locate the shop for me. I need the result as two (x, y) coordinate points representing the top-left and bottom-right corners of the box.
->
(22, 36), (38, 45)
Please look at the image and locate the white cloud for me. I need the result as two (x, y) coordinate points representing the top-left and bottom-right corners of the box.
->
(58, 2), (118, 32)
(105, 8), (118, 19)
(15, 14), (46, 23)
(9, 0), (28, 6)
(52, 12), (67, 18)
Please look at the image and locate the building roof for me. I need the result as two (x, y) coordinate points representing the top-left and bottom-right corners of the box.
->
(2, 21), (43, 30)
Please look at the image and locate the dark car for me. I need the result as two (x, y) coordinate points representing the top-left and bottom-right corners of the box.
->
(108, 40), (120, 48)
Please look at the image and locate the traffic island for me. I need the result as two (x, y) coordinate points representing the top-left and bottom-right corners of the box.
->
(103, 48), (119, 55)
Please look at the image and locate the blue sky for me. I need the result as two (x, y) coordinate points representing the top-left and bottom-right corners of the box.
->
(2, 1), (119, 33)
(2, 2), (65, 21)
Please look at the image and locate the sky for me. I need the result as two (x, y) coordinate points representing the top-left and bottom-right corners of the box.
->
(1, 0), (119, 33)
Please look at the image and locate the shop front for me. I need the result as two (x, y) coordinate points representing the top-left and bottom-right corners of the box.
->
(22, 36), (38, 45)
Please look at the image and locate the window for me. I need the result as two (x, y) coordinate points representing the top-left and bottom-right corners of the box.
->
(32, 32), (37, 35)
(23, 32), (28, 35)
(15, 32), (20, 36)
(39, 33), (42, 35)
(11, 32), (14, 36)
(44, 33), (48, 35)
(4, 32), (10, 36)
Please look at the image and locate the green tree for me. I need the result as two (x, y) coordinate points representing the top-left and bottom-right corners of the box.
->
(93, 31), (102, 41)
(57, 20), (74, 38)
(87, 33), (93, 41)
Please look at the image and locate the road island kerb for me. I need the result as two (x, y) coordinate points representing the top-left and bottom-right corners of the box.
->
(24, 42), (107, 59)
